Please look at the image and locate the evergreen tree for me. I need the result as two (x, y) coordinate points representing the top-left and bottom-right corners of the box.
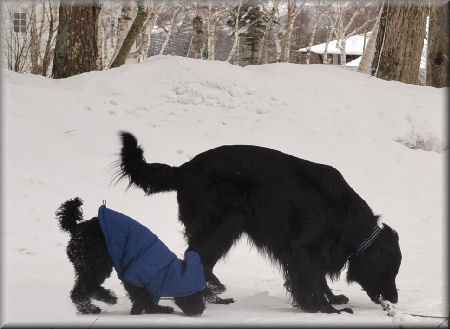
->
(227, 1), (267, 65)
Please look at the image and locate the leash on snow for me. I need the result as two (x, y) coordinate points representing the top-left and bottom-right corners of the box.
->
(380, 297), (448, 324)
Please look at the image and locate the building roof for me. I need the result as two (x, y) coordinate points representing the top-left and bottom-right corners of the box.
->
(297, 33), (372, 56)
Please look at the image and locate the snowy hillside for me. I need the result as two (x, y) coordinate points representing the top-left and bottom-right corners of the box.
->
(2, 55), (447, 327)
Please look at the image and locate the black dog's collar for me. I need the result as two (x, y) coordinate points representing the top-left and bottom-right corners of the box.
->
(346, 221), (384, 260)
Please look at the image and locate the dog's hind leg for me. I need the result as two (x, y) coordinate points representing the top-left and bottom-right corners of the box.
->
(70, 277), (101, 314)
(123, 281), (174, 315)
(174, 289), (206, 316)
(183, 214), (243, 300)
(92, 286), (117, 305)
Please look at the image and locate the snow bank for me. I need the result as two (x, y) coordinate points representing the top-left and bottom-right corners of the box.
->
(2, 55), (447, 327)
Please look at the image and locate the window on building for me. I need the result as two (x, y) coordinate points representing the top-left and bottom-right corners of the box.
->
(13, 12), (26, 33)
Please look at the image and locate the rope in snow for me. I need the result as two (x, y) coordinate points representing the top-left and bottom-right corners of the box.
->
(406, 313), (448, 319)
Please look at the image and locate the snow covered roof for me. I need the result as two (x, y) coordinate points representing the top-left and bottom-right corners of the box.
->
(297, 33), (372, 56)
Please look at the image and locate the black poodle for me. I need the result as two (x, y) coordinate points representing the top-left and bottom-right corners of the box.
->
(56, 197), (214, 316)
(116, 131), (402, 314)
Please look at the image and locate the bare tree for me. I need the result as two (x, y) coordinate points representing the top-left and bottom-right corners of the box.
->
(258, 0), (279, 64)
(325, 1), (376, 66)
(206, 1), (219, 60)
(111, 0), (149, 68)
(226, 1), (242, 63)
(279, 0), (306, 63)
(426, 0), (449, 87)
(30, 1), (43, 74)
(109, 0), (134, 67)
(158, 3), (183, 55)
(128, 1), (163, 63)
(188, 4), (205, 59)
(28, 0), (60, 75)
(358, 2), (382, 74)
(372, 0), (427, 85)
(98, 3), (121, 68)
(41, 1), (59, 76)
(2, 3), (33, 73)
(306, 1), (329, 64)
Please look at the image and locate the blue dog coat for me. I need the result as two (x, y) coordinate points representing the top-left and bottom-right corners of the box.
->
(97, 205), (205, 303)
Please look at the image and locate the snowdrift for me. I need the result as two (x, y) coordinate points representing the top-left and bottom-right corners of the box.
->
(2, 55), (447, 326)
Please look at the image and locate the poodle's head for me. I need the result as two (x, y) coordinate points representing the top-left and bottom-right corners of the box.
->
(346, 223), (402, 304)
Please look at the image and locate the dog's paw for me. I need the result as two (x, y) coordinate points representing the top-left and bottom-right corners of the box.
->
(130, 304), (144, 315)
(78, 305), (101, 314)
(338, 307), (353, 314)
(207, 282), (226, 294)
(145, 304), (174, 314)
(329, 294), (349, 305)
(208, 296), (235, 304)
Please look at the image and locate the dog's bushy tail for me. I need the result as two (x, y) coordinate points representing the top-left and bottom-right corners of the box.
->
(116, 131), (178, 194)
(56, 197), (84, 233)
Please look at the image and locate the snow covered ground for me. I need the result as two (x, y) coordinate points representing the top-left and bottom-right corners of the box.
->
(2, 55), (447, 327)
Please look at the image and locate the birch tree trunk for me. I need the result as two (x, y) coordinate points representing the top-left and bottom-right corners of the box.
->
(96, 1), (104, 70)
(30, 1), (41, 74)
(306, 5), (323, 65)
(281, 1), (305, 63)
(258, 0), (279, 64)
(110, 0), (148, 68)
(371, 2), (387, 76)
(159, 6), (181, 55)
(109, 0), (133, 67)
(358, 10), (380, 73)
(226, 1), (242, 63)
(280, 1), (293, 63)
(337, 38), (347, 65)
(273, 30), (282, 62)
(188, 15), (204, 58)
(207, 2), (217, 60)
(138, 11), (159, 62)
(323, 27), (333, 64)
(426, 0), (449, 87)
(52, 0), (102, 78)
(374, 0), (427, 85)
(128, 3), (160, 63)
(42, 1), (58, 76)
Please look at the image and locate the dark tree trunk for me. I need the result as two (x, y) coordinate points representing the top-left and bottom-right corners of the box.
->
(372, 0), (427, 85)
(110, 0), (149, 69)
(426, 1), (449, 88)
(188, 16), (204, 59)
(52, 0), (101, 79)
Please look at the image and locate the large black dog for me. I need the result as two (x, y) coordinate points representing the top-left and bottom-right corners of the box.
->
(55, 198), (206, 316)
(117, 132), (402, 314)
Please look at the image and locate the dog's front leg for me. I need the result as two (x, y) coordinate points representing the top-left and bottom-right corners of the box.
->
(322, 280), (349, 305)
(285, 248), (353, 314)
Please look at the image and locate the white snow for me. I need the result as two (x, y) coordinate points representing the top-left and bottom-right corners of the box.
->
(297, 33), (372, 55)
(2, 55), (447, 327)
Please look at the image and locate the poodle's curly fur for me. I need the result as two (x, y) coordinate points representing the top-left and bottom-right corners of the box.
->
(116, 131), (402, 314)
(56, 197), (207, 316)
